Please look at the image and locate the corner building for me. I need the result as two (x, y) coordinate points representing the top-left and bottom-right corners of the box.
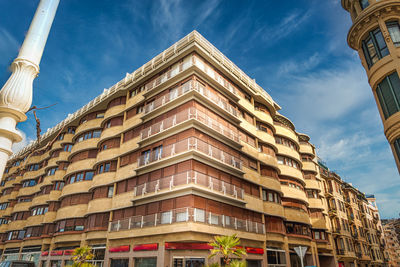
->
(0, 31), (382, 267)
(342, 0), (400, 172)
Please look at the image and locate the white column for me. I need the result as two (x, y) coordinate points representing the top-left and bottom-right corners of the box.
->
(0, 0), (60, 177)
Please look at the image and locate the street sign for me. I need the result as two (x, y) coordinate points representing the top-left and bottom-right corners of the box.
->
(294, 246), (308, 267)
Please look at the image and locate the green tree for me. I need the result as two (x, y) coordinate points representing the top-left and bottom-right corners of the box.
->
(208, 234), (247, 266)
(67, 246), (95, 267)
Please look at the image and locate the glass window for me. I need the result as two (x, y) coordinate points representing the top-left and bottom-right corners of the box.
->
(387, 22), (400, 47)
(362, 28), (389, 68)
(107, 186), (114, 198)
(85, 171), (94, 180)
(376, 72), (400, 118)
(359, 0), (369, 10)
(209, 214), (219, 225)
(194, 208), (205, 222)
(176, 210), (188, 222)
(134, 257), (157, 267)
(161, 211), (172, 224)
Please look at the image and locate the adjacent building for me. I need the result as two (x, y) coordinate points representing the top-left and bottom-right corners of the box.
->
(382, 219), (400, 267)
(341, 0), (400, 172)
(0, 31), (388, 267)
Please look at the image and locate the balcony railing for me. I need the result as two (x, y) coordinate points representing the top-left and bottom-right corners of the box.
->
(141, 107), (239, 142)
(109, 207), (265, 234)
(144, 79), (238, 117)
(137, 137), (242, 170)
(133, 170), (244, 200)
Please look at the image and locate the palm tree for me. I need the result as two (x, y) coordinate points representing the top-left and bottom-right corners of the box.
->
(68, 246), (95, 267)
(208, 234), (247, 266)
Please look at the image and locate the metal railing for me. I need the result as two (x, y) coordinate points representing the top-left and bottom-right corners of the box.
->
(109, 207), (265, 234)
(144, 79), (238, 117)
(133, 170), (244, 199)
(141, 107), (239, 142)
(137, 137), (242, 170)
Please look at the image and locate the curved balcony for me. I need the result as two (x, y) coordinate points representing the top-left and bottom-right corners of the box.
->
(18, 185), (40, 197)
(241, 143), (258, 160)
(46, 157), (59, 170)
(239, 119), (257, 137)
(254, 110), (274, 127)
(104, 104), (125, 121)
(65, 159), (96, 176)
(281, 186), (308, 204)
(12, 202), (31, 213)
(310, 217), (327, 229)
(120, 137), (140, 155)
(115, 163), (137, 182)
(109, 207), (265, 236)
(302, 161), (317, 173)
(96, 148), (120, 164)
(278, 165), (304, 182)
(244, 194), (264, 213)
(87, 198), (112, 215)
(112, 192), (133, 210)
(126, 93), (145, 110)
(48, 190), (62, 202)
(70, 138), (99, 156)
(89, 172), (116, 190)
(242, 167), (281, 192)
(238, 98), (254, 114)
(43, 211), (57, 224)
(31, 194), (49, 207)
(61, 180), (92, 198)
(100, 125), (123, 142)
(284, 207), (310, 225)
(0, 224), (9, 233)
(308, 198), (324, 210)
(274, 124), (298, 145)
(8, 220), (26, 231)
(56, 151), (70, 163)
(22, 169), (45, 181)
(299, 143), (314, 156)
(75, 118), (103, 136)
(53, 232), (84, 244)
(56, 204), (88, 221)
(51, 133), (74, 150)
(258, 153), (278, 169)
(305, 179), (320, 191)
(263, 202), (285, 218)
(123, 114), (142, 131)
(3, 207), (13, 217)
(25, 215), (44, 227)
(276, 144), (301, 163)
(255, 130), (276, 149)
(26, 155), (41, 165)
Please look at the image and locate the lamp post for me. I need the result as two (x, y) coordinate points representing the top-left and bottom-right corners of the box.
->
(0, 0), (59, 176)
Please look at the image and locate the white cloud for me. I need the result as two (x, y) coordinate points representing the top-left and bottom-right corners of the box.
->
(11, 130), (34, 154)
(0, 27), (19, 68)
(277, 53), (321, 76)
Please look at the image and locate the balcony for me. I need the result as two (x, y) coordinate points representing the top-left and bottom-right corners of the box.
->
(337, 249), (345, 255)
(133, 170), (244, 200)
(144, 80), (238, 118)
(109, 207), (264, 235)
(140, 107), (239, 144)
(137, 137), (242, 171)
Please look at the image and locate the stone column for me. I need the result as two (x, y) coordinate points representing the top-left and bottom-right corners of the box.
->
(0, 0), (59, 177)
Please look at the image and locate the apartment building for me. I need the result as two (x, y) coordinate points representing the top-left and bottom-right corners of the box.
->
(0, 31), (386, 267)
(341, 0), (400, 172)
(382, 220), (400, 267)
(319, 163), (387, 267)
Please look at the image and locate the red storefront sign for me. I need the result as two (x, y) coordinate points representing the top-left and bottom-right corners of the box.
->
(245, 247), (264, 255)
(64, 250), (74, 256)
(133, 243), (158, 251)
(50, 250), (63, 256)
(41, 251), (49, 256)
(165, 242), (213, 250)
(109, 245), (130, 253)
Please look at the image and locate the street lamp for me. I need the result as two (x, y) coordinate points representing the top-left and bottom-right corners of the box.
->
(0, 0), (59, 176)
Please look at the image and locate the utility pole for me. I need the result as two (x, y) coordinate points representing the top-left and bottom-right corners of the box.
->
(0, 0), (60, 176)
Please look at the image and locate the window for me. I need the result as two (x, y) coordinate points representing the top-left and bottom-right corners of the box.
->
(63, 144), (72, 152)
(362, 28), (389, 68)
(194, 208), (205, 222)
(161, 211), (172, 224)
(262, 189), (281, 204)
(267, 249), (286, 266)
(107, 186), (114, 198)
(96, 113), (105, 118)
(359, 0), (369, 10)
(387, 22), (400, 47)
(376, 72), (400, 119)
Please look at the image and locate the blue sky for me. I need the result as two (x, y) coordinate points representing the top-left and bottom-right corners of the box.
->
(0, 0), (398, 218)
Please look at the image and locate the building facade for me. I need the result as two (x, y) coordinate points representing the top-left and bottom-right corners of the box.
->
(0, 31), (387, 267)
(341, 0), (400, 172)
(382, 220), (400, 267)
